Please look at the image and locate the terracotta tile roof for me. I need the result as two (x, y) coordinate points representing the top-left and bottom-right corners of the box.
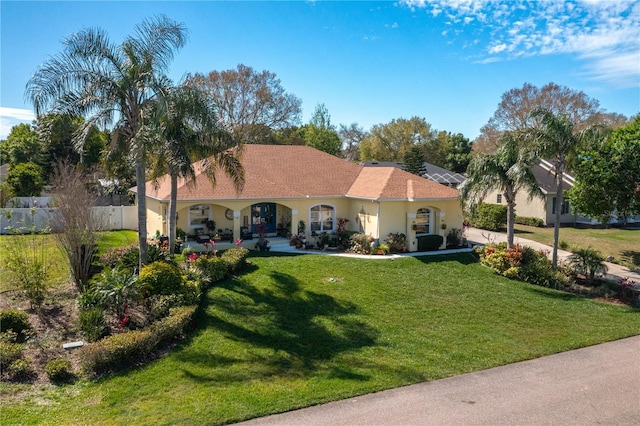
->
(139, 145), (459, 202)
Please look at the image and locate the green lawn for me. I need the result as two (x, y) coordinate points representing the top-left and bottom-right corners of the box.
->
(514, 224), (640, 270)
(2, 252), (639, 425)
(0, 230), (138, 292)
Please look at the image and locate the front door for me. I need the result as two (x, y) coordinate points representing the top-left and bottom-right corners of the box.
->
(251, 203), (276, 235)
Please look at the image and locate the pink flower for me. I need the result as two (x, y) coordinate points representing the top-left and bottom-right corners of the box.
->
(188, 252), (198, 262)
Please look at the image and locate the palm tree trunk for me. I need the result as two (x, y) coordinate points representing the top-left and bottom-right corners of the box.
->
(136, 145), (148, 269)
(168, 173), (178, 254)
(552, 168), (564, 268)
(506, 202), (515, 248)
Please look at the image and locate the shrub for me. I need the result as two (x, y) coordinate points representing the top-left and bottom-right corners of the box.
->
(77, 287), (104, 310)
(0, 339), (24, 373)
(0, 309), (31, 342)
(470, 203), (507, 231)
(478, 243), (567, 289)
(94, 267), (140, 319)
(78, 307), (107, 342)
(446, 228), (463, 248)
(221, 247), (250, 274)
(417, 234), (444, 251)
(44, 358), (74, 383)
(147, 294), (185, 321)
(384, 232), (408, 253)
(194, 256), (229, 283)
(568, 247), (608, 284)
(514, 216), (544, 227)
(99, 243), (139, 271)
(7, 358), (33, 380)
(138, 261), (184, 297)
(349, 233), (374, 254)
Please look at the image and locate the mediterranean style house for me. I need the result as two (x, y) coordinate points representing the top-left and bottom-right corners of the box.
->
(134, 145), (463, 252)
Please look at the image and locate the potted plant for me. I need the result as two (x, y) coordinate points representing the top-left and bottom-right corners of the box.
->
(255, 222), (270, 251)
(320, 232), (331, 249)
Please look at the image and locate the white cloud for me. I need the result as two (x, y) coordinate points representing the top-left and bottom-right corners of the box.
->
(399, 0), (640, 87)
(0, 107), (36, 140)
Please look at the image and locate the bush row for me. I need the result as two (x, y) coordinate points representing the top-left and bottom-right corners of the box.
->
(514, 216), (544, 227)
(469, 203), (507, 231)
(475, 243), (568, 289)
(79, 305), (197, 374)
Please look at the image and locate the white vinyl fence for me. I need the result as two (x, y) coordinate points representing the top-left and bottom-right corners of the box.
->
(0, 206), (138, 234)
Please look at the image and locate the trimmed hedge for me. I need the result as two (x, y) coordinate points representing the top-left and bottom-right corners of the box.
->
(194, 256), (229, 283)
(514, 216), (544, 227)
(470, 203), (507, 231)
(220, 247), (250, 274)
(79, 305), (197, 374)
(417, 234), (444, 251)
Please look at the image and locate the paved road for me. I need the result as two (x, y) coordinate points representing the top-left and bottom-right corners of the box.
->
(239, 336), (640, 425)
(465, 227), (640, 283)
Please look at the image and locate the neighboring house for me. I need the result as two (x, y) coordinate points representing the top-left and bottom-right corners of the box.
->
(361, 161), (466, 188)
(135, 145), (463, 251)
(485, 159), (592, 226)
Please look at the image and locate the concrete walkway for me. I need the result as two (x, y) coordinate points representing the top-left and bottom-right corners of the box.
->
(239, 336), (640, 425)
(465, 227), (640, 283)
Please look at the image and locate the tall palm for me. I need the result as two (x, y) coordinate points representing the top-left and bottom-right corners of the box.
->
(150, 82), (245, 253)
(526, 107), (607, 267)
(25, 15), (187, 268)
(460, 132), (542, 248)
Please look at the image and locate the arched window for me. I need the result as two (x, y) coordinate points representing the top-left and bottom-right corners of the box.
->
(415, 208), (432, 235)
(310, 204), (334, 232)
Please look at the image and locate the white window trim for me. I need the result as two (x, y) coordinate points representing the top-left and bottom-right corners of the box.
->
(309, 203), (336, 233)
(415, 207), (433, 236)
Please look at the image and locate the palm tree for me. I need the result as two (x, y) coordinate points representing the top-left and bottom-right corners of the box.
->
(149, 82), (245, 253)
(525, 107), (607, 267)
(25, 15), (188, 268)
(460, 132), (542, 248)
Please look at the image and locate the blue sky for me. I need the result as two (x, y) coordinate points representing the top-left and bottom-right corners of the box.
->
(1, 0), (639, 141)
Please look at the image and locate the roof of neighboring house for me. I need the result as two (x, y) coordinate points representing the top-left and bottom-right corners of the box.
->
(139, 145), (459, 202)
(533, 159), (574, 194)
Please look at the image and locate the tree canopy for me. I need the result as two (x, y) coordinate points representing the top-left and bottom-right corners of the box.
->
(188, 64), (302, 144)
(475, 82), (625, 154)
(359, 116), (437, 163)
(569, 115), (640, 222)
(303, 104), (342, 156)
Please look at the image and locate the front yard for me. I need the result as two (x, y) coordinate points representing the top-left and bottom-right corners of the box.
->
(2, 250), (639, 425)
(514, 224), (640, 270)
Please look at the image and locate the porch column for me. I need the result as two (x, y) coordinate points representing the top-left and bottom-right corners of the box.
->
(407, 213), (417, 252)
(233, 210), (241, 242)
(438, 211), (447, 249)
(291, 209), (299, 235)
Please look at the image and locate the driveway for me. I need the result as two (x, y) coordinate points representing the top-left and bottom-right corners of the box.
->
(465, 227), (640, 283)
(239, 335), (640, 425)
